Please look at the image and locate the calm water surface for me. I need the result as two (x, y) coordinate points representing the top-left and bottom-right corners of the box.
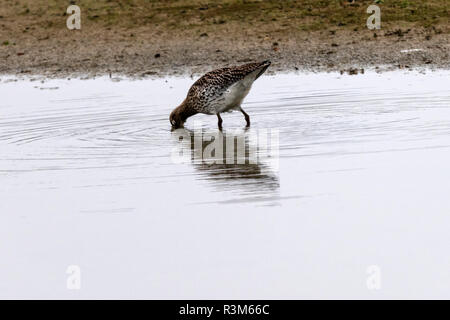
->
(1, 71), (450, 298)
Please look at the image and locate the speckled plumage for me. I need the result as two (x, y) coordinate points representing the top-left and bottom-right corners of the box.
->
(170, 60), (271, 128)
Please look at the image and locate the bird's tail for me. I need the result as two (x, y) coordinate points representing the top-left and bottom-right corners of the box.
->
(255, 60), (271, 79)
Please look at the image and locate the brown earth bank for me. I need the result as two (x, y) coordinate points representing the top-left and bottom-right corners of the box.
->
(0, 0), (448, 78)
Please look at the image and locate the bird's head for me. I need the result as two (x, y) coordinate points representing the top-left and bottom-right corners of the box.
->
(169, 108), (184, 129)
(169, 100), (197, 129)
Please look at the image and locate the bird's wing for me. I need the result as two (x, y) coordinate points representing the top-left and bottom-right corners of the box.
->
(186, 61), (271, 112)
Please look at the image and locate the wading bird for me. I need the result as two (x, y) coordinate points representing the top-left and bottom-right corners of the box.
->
(170, 60), (271, 129)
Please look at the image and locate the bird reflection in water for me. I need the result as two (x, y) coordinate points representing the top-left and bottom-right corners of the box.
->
(171, 127), (280, 201)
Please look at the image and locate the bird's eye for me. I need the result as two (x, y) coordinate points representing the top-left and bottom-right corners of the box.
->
(171, 120), (177, 126)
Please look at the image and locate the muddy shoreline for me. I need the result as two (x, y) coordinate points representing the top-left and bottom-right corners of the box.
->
(1, 1), (448, 79)
(2, 27), (449, 79)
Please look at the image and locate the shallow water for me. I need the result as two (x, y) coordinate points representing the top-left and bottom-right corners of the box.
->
(1, 71), (450, 298)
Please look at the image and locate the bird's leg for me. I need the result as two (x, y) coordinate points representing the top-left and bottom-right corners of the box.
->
(240, 107), (250, 127)
(217, 113), (223, 130)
